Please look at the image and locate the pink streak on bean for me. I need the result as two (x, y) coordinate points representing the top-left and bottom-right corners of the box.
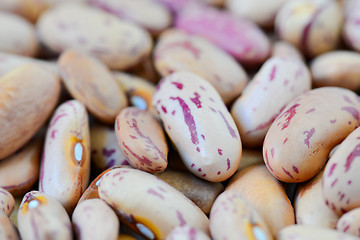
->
(50, 130), (57, 139)
(280, 103), (300, 130)
(282, 167), (294, 179)
(328, 163), (337, 177)
(341, 106), (360, 122)
(170, 97), (199, 145)
(176, 210), (186, 226)
(269, 65), (277, 81)
(331, 178), (338, 188)
(49, 113), (68, 127)
(345, 144), (360, 172)
(172, 81), (183, 90)
(227, 158), (230, 171)
(122, 142), (153, 166)
(292, 165), (299, 174)
(306, 108), (316, 114)
(218, 111), (237, 139)
(218, 148), (223, 155)
(303, 128), (315, 148)
(190, 92), (202, 108)
(265, 149), (274, 172)
(147, 188), (164, 199)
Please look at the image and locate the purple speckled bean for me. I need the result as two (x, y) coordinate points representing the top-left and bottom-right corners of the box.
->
(337, 208), (360, 237)
(39, 100), (90, 214)
(263, 87), (360, 183)
(153, 71), (242, 182)
(115, 107), (168, 173)
(231, 56), (311, 147)
(17, 191), (72, 240)
(98, 168), (209, 239)
(175, 4), (271, 66)
(323, 125), (360, 215)
(275, 0), (342, 57)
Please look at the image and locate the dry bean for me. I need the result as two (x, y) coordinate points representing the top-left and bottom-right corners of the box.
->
(0, 188), (15, 217)
(39, 100), (90, 213)
(166, 225), (210, 240)
(337, 208), (360, 237)
(153, 71), (242, 182)
(0, 211), (20, 240)
(58, 49), (128, 124)
(263, 87), (360, 183)
(0, 64), (60, 160)
(0, 140), (41, 197)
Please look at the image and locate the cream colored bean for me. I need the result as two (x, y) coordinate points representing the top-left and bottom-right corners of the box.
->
(226, 165), (295, 236)
(0, 188), (15, 217)
(153, 71), (242, 182)
(231, 56), (311, 147)
(58, 49), (128, 124)
(226, 0), (287, 27)
(166, 225), (210, 240)
(263, 87), (360, 183)
(37, 2), (152, 70)
(311, 51), (360, 90)
(294, 169), (339, 228)
(275, 0), (343, 57)
(18, 191), (72, 240)
(278, 225), (359, 240)
(115, 107), (168, 173)
(154, 29), (248, 104)
(72, 199), (119, 240)
(39, 100), (90, 213)
(210, 190), (273, 240)
(337, 208), (360, 237)
(98, 168), (210, 239)
(155, 169), (224, 215)
(0, 64), (60, 160)
(323, 125), (360, 215)
(91, 124), (129, 174)
(89, 0), (172, 35)
(0, 12), (38, 57)
(0, 211), (20, 240)
(0, 139), (41, 197)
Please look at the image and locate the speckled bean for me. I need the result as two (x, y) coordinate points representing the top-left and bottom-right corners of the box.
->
(0, 64), (60, 160)
(155, 169), (224, 214)
(0, 139), (41, 196)
(311, 51), (360, 90)
(98, 168), (210, 239)
(91, 124), (129, 174)
(0, 12), (38, 57)
(175, 4), (271, 66)
(153, 71), (242, 182)
(277, 225), (359, 240)
(231, 56), (311, 147)
(210, 190), (273, 240)
(0, 210), (20, 240)
(337, 208), (360, 237)
(226, 0), (287, 27)
(115, 107), (168, 173)
(39, 100), (90, 213)
(37, 2), (152, 70)
(263, 87), (360, 183)
(0, 188), (15, 217)
(72, 199), (119, 240)
(17, 191), (72, 240)
(294, 169), (339, 228)
(343, 0), (360, 52)
(154, 29), (248, 104)
(112, 72), (156, 112)
(275, 0), (343, 57)
(322, 124), (360, 215)
(58, 49), (128, 124)
(89, 0), (172, 36)
(226, 165), (295, 236)
(166, 225), (210, 240)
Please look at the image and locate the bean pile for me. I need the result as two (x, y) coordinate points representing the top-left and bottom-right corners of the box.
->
(1, 0), (360, 239)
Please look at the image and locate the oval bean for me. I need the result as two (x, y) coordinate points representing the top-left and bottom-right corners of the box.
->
(337, 208), (360, 237)
(0, 188), (15, 217)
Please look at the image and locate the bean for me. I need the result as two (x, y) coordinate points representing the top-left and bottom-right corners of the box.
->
(39, 100), (90, 213)
(0, 211), (20, 240)
(166, 225), (210, 240)
(153, 71), (242, 182)
(337, 208), (360, 237)
(0, 64), (60, 160)
(0, 188), (15, 217)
